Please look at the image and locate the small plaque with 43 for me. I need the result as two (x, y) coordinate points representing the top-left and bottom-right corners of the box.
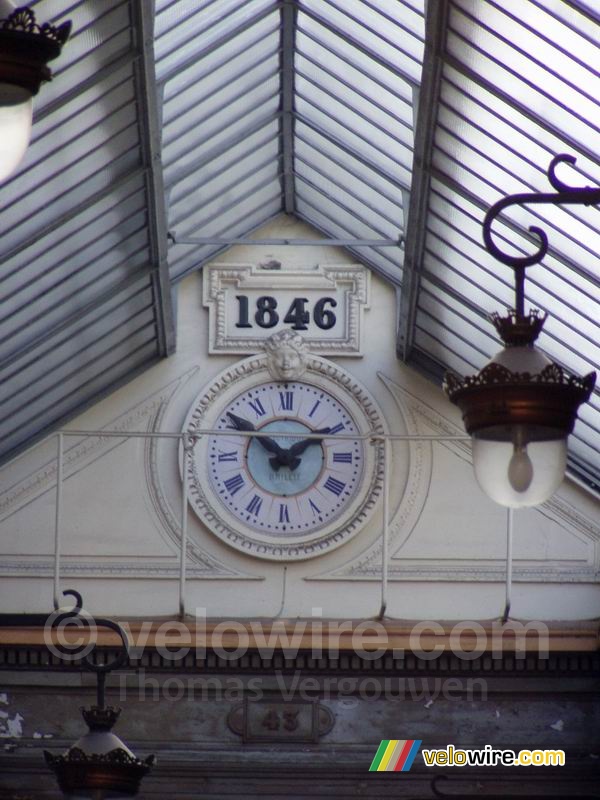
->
(228, 698), (334, 743)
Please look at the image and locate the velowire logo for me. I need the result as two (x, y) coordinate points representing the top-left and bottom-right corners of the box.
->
(369, 740), (422, 772)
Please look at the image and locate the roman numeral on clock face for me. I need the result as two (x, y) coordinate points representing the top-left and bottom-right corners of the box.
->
(279, 504), (290, 523)
(224, 474), (245, 495)
(245, 494), (263, 516)
(248, 398), (266, 417)
(279, 391), (294, 411)
(218, 450), (238, 462)
(308, 399), (321, 418)
(323, 476), (346, 496)
(309, 498), (321, 515)
(333, 451), (353, 463)
(328, 422), (345, 435)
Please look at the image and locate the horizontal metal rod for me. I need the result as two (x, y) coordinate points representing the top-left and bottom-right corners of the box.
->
(169, 236), (404, 247)
(58, 429), (469, 442)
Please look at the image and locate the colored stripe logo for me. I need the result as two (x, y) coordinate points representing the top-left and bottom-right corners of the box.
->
(369, 739), (422, 772)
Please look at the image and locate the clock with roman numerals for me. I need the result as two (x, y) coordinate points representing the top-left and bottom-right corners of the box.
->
(182, 349), (384, 561)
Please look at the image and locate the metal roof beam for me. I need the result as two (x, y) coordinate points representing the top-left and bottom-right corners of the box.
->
(170, 208), (285, 283)
(280, 1), (297, 213)
(397, 0), (448, 362)
(132, 0), (176, 356)
(170, 236), (401, 247)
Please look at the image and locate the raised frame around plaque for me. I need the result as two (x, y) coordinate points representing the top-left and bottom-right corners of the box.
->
(203, 263), (370, 356)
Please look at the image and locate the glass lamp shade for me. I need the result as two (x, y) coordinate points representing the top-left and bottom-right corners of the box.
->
(0, 0), (72, 182)
(473, 346), (568, 507)
(472, 435), (567, 508)
(0, 0), (15, 18)
(0, 82), (33, 182)
(0, 1), (30, 180)
(444, 329), (595, 509)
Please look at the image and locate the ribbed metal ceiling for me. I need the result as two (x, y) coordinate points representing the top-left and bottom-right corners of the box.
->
(0, 0), (173, 464)
(1, 0), (600, 498)
(156, 0), (422, 283)
(401, 0), (600, 491)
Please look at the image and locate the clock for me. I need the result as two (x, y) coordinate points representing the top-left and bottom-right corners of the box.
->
(182, 342), (385, 561)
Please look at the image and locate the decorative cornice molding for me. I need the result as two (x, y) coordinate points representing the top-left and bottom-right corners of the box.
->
(0, 644), (598, 676)
(0, 378), (186, 523)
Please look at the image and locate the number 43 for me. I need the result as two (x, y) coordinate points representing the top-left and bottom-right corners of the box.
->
(261, 708), (300, 731)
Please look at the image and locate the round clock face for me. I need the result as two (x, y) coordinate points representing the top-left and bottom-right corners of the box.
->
(182, 355), (384, 560)
(207, 381), (364, 536)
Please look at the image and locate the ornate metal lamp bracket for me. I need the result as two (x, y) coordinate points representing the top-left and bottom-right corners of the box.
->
(483, 154), (600, 314)
(51, 589), (130, 708)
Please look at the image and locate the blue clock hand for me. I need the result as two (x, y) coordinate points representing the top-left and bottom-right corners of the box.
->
(275, 427), (332, 471)
(226, 412), (255, 432)
(226, 412), (287, 468)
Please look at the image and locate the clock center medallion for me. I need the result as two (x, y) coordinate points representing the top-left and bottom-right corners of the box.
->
(247, 419), (324, 496)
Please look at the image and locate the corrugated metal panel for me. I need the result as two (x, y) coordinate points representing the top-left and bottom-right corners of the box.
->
(0, 0), (171, 464)
(155, 0), (282, 280)
(294, 0), (424, 284)
(156, 0), (424, 283)
(409, 0), (600, 490)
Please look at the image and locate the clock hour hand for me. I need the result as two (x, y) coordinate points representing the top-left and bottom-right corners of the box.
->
(226, 412), (287, 468)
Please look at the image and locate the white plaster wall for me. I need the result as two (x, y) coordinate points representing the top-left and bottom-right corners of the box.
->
(0, 215), (598, 620)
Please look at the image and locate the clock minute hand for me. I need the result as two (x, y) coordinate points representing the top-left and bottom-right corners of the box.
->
(226, 411), (256, 433)
(226, 412), (287, 469)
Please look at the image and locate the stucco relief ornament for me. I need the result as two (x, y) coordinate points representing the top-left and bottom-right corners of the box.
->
(264, 329), (308, 381)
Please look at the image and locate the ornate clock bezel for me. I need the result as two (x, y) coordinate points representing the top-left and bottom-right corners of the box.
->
(181, 353), (386, 561)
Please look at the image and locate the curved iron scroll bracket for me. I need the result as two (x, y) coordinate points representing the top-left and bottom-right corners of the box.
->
(483, 154), (600, 270)
(51, 589), (130, 707)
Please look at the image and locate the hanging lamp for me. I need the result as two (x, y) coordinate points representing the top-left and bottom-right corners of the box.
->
(444, 154), (598, 507)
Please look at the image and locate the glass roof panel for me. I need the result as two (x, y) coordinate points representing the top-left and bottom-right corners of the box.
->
(0, 1), (170, 465)
(155, 0), (278, 78)
(410, 0), (600, 490)
(300, 0), (423, 83)
(29, 1), (133, 113)
(293, 2), (423, 284)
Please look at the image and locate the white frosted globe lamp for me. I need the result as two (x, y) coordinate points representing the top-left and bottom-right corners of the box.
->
(0, 81), (33, 181)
